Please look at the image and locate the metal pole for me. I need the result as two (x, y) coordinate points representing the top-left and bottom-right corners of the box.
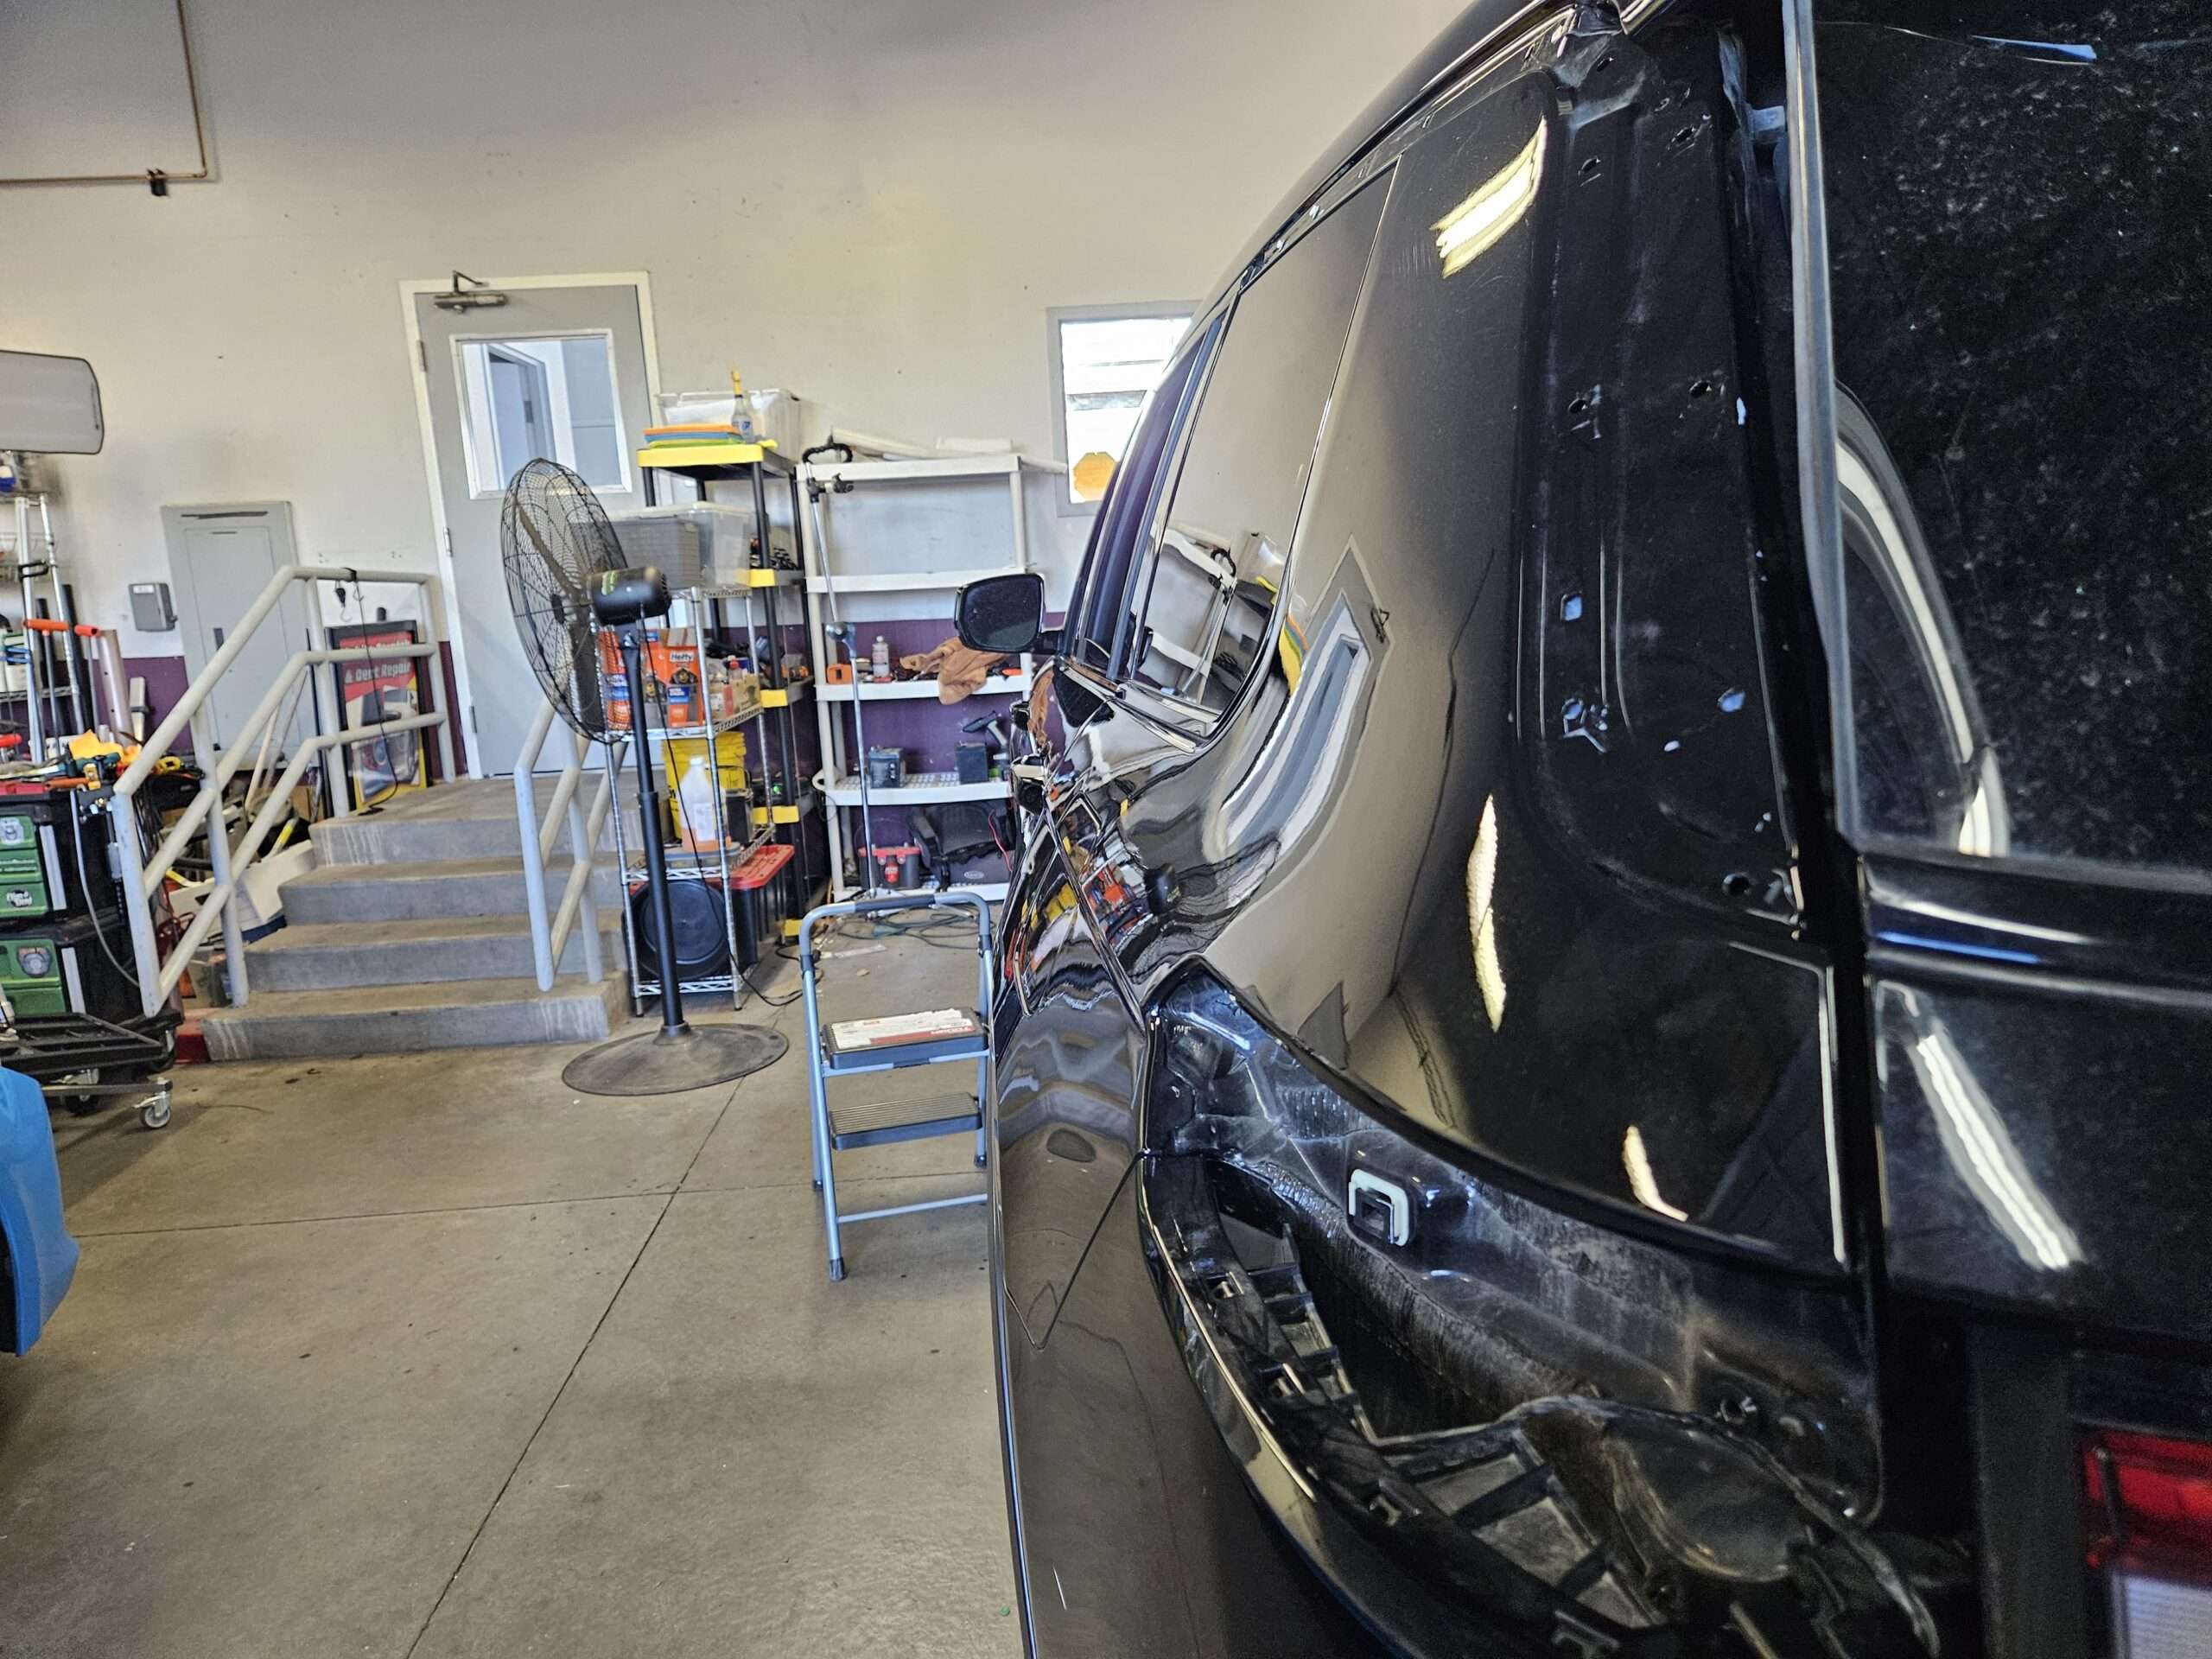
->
(203, 735), (251, 1008)
(623, 631), (688, 1036)
(798, 907), (843, 1277)
(514, 698), (557, 992)
(568, 726), (603, 985)
(833, 624), (879, 898)
(109, 787), (166, 1017)
(17, 529), (43, 760)
(38, 500), (92, 740)
(783, 467), (812, 899)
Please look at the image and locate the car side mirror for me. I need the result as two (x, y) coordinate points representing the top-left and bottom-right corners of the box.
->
(956, 571), (1048, 655)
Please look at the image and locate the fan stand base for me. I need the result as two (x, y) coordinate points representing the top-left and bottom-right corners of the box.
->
(563, 1022), (789, 1097)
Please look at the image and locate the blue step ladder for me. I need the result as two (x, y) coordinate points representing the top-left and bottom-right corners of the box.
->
(798, 892), (992, 1281)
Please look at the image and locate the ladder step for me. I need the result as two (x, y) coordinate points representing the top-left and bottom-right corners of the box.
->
(823, 1008), (984, 1073)
(821, 1038), (987, 1074)
(827, 1093), (983, 1151)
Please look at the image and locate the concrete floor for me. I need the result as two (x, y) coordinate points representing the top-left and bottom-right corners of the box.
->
(0, 929), (1022, 1658)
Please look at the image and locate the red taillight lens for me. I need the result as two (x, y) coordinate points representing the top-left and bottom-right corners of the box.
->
(2082, 1428), (2212, 1580)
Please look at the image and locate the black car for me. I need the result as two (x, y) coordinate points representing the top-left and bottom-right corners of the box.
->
(957, 0), (2211, 1653)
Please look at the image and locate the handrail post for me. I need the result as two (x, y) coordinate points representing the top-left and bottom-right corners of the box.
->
(424, 572), (462, 782)
(109, 790), (164, 1019)
(569, 726), (603, 984)
(320, 651), (351, 821)
(514, 697), (557, 991)
(204, 770), (250, 1008)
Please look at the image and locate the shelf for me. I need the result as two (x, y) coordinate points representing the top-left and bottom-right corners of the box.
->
(693, 568), (803, 594)
(799, 453), (1021, 485)
(633, 974), (740, 997)
(752, 796), (815, 826)
(1146, 635), (1205, 672)
(1164, 537), (1234, 584)
(818, 672), (1030, 703)
(823, 772), (1008, 806)
(805, 564), (1022, 595)
(632, 702), (762, 741)
(622, 827), (776, 875)
(637, 442), (785, 470)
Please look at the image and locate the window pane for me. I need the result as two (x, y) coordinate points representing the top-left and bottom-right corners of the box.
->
(556, 336), (625, 493)
(1820, 16), (2212, 875)
(461, 334), (628, 496)
(1128, 179), (1388, 714)
(1058, 314), (1190, 505)
(1066, 326), (1214, 672)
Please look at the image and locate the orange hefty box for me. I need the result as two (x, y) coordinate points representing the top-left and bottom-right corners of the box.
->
(596, 632), (702, 726)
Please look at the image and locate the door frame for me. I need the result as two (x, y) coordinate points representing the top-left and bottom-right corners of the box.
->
(399, 271), (664, 776)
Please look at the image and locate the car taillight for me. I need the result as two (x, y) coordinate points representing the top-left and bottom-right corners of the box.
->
(2084, 1429), (2212, 1577)
(2082, 1427), (2212, 1656)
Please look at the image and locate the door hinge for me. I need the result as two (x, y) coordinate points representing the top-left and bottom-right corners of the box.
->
(468, 704), (479, 732)
(416, 339), (428, 372)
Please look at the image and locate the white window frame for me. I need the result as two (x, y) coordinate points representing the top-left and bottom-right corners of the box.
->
(1047, 301), (1194, 518)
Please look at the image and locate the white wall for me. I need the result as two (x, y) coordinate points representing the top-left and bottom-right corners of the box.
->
(1, 0), (1465, 659)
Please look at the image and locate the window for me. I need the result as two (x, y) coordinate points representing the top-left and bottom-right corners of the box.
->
(1049, 305), (1192, 512)
(457, 333), (628, 497)
(1820, 13), (2212, 874)
(1065, 325), (1216, 673)
(1124, 178), (1389, 716)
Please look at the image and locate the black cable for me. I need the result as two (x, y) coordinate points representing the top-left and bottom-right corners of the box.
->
(740, 963), (804, 1007)
(336, 574), (419, 809)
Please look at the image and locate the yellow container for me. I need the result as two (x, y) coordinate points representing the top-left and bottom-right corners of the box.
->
(665, 733), (747, 847)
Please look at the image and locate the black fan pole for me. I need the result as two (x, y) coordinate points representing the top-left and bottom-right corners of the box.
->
(623, 628), (687, 1036)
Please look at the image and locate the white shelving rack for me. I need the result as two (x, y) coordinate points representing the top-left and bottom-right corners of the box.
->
(798, 450), (1048, 903)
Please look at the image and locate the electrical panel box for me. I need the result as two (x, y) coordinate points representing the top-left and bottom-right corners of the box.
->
(129, 581), (177, 632)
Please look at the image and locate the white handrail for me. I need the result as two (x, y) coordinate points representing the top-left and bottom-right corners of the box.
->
(513, 694), (613, 991)
(111, 563), (455, 1019)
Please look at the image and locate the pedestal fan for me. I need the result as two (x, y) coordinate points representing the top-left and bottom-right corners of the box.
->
(499, 459), (786, 1095)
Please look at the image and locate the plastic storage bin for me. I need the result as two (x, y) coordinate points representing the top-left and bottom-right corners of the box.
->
(604, 512), (702, 588)
(729, 842), (796, 969)
(606, 503), (772, 589)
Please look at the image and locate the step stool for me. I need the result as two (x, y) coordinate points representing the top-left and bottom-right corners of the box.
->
(798, 891), (993, 1281)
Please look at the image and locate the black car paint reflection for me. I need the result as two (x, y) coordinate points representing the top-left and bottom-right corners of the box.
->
(983, 1), (2212, 1655)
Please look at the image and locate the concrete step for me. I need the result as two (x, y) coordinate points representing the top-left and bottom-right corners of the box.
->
(280, 855), (626, 926)
(199, 975), (628, 1061)
(311, 778), (624, 867)
(244, 916), (623, 992)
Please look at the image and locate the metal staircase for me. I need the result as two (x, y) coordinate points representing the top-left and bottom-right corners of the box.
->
(103, 562), (632, 1061)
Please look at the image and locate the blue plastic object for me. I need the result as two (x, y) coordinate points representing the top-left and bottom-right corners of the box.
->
(0, 1065), (75, 1354)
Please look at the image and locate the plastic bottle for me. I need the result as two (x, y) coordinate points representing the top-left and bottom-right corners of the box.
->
(676, 753), (720, 849)
(871, 634), (891, 681)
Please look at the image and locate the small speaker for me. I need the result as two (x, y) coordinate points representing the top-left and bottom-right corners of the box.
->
(629, 880), (731, 978)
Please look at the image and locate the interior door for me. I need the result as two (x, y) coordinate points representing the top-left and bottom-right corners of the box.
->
(162, 502), (315, 757)
(413, 283), (652, 774)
